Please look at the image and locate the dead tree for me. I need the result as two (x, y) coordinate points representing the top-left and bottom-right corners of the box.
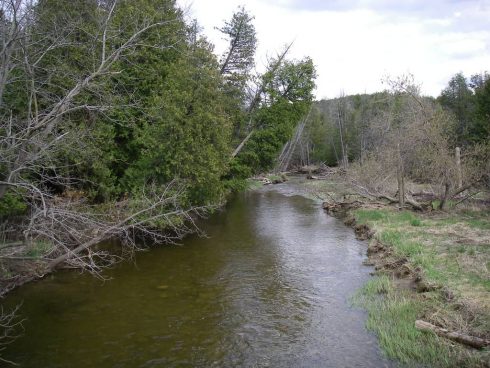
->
(275, 106), (312, 172)
(0, 304), (23, 366)
(336, 92), (348, 169)
(455, 147), (462, 189)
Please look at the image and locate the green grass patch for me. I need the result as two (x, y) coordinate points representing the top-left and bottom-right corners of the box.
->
(353, 276), (486, 367)
(410, 218), (422, 227)
(354, 209), (423, 228)
(430, 210), (490, 230)
(354, 209), (388, 224)
(466, 218), (490, 230)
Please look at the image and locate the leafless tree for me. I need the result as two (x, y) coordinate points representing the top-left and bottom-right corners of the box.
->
(275, 106), (311, 172)
(335, 91), (349, 169)
(0, 303), (23, 366)
(348, 74), (489, 210)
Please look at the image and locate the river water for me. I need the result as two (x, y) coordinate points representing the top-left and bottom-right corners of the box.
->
(3, 185), (394, 367)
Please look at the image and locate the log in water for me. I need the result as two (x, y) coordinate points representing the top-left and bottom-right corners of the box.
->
(3, 185), (394, 367)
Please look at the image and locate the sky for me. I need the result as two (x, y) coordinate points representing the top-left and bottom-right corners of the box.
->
(176, 0), (490, 99)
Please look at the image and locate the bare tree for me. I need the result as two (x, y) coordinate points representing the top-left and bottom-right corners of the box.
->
(0, 304), (23, 366)
(347, 74), (489, 210)
(275, 106), (312, 172)
(336, 91), (349, 169)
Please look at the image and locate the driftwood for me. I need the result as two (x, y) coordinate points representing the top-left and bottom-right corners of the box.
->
(378, 194), (424, 211)
(350, 182), (425, 211)
(415, 320), (490, 349)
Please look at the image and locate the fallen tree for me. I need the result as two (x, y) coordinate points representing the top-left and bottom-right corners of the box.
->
(415, 320), (490, 349)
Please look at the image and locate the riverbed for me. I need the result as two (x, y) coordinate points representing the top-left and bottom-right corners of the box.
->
(3, 184), (394, 367)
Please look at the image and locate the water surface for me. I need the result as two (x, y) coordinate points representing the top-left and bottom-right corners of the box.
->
(4, 186), (394, 367)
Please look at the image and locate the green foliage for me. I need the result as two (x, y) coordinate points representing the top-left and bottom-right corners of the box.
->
(438, 72), (490, 145)
(264, 57), (317, 103)
(235, 100), (310, 174)
(1, 0), (317, 211)
(0, 190), (28, 217)
(472, 74), (490, 141)
(231, 57), (316, 177)
(218, 6), (257, 80)
(123, 39), (232, 204)
(437, 72), (475, 145)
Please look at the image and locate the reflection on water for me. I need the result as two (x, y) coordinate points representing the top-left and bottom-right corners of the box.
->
(3, 186), (394, 367)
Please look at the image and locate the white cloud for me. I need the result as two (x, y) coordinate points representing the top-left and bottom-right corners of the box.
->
(178, 0), (490, 98)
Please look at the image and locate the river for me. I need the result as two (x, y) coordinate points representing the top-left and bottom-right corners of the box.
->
(3, 184), (394, 367)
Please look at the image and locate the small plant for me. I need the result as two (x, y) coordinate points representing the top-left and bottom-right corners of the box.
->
(24, 241), (52, 258)
(410, 218), (422, 227)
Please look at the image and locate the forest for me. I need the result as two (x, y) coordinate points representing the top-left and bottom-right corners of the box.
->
(285, 73), (489, 210)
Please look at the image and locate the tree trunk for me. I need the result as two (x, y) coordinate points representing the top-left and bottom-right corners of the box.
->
(455, 147), (462, 189)
(337, 101), (348, 169)
(231, 43), (293, 158)
(415, 320), (490, 349)
(231, 128), (254, 158)
(439, 181), (450, 210)
(397, 144), (405, 208)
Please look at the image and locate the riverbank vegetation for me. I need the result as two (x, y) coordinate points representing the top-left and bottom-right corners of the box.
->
(0, 0), (316, 290)
(287, 73), (489, 366)
(295, 173), (489, 366)
(0, 1), (316, 361)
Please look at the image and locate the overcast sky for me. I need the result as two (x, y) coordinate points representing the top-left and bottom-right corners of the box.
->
(177, 0), (490, 99)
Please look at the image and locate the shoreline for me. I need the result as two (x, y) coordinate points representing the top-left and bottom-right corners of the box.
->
(295, 175), (490, 367)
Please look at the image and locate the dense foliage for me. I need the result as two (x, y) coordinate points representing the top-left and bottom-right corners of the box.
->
(0, 0), (317, 215)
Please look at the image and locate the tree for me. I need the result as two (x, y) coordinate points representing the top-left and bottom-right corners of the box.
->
(231, 56), (316, 174)
(0, 0), (214, 276)
(438, 72), (475, 145)
(218, 6), (257, 83)
(471, 72), (490, 142)
(122, 37), (232, 205)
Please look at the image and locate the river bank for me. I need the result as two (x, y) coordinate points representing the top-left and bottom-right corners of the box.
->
(289, 175), (490, 367)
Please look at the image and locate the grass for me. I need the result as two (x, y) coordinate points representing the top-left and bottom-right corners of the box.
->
(352, 276), (488, 367)
(23, 241), (52, 258)
(351, 207), (490, 367)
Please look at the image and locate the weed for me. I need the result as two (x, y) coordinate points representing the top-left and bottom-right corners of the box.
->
(355, 209), (387, 224)
(24, 241), (52, 258)
(410, 218), (422, 227)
